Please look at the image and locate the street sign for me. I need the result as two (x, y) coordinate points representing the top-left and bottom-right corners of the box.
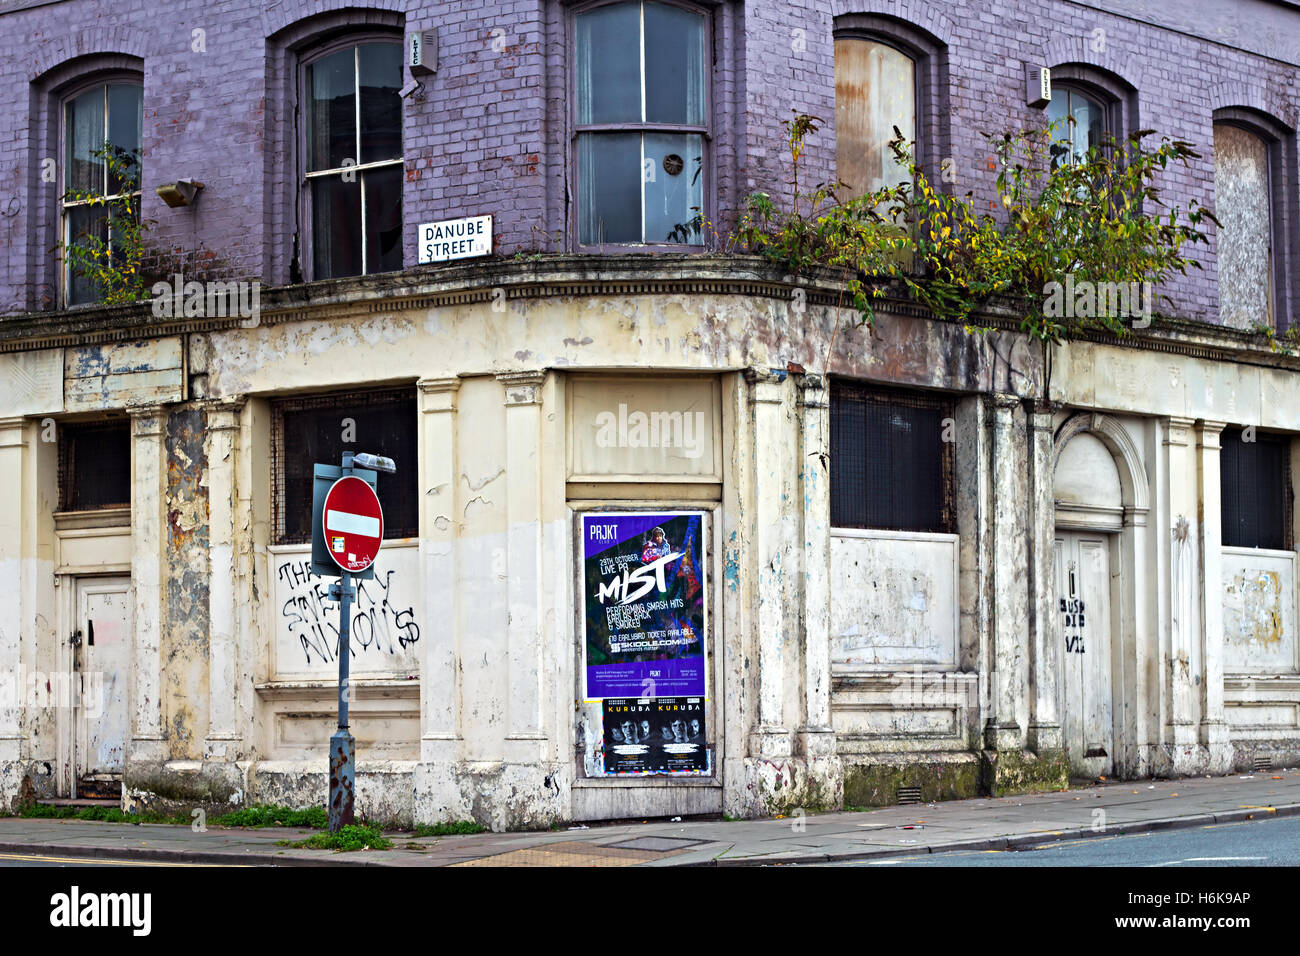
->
(417, 214), (492, 263)
(311, 464), (377, 579)
(322, 475), (384, 573)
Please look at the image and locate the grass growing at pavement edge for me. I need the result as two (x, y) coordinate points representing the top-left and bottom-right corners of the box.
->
(279, 824), (392, 851)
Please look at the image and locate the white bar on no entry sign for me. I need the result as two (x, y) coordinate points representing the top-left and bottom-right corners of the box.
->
(327, 509), (380, 537)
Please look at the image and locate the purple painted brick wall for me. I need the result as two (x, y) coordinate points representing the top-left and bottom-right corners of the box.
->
(0, 0), (1296, 326)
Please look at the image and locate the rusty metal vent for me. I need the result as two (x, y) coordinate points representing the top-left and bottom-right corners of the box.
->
(1253, 754), (1273, 771)
(896, 786), (922, 805)
(830, 382), (955, 533)
(271, 386), (419, 544)
(58, 419), (131, 512)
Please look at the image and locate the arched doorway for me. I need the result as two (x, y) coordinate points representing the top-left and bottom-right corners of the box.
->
(1052, 414), (1150, 779)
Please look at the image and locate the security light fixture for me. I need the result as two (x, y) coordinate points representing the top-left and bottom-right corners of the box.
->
(351, 452), (396, 474)
(156, 179), (204, 207)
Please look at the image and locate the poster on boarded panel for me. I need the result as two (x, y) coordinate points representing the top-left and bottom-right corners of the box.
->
(601, 697), (709, 775)
(581, 512), (708, 701)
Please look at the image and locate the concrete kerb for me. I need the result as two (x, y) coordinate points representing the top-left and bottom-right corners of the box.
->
(0, 840), (384, 867)
(704, 802), (1300, 867)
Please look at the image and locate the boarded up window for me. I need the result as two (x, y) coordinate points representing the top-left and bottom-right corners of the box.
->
(272, 387), (418, 544)
(1221, 428), (1292, 550)
(59, 420), (131, 511)
(834, 38), (915, 201)
(1215, 124), (1274, 328)
(830, 383), (953, 532)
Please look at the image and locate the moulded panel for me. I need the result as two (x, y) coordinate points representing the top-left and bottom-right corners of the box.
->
(270, 542), (422, 680)
(829, 530), (959, 667)
(1222, 547), (1298, 674)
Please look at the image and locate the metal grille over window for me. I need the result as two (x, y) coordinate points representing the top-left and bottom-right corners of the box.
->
(830, 383), (954, 532)
(575, 1), (707, 246)
(1220, 428), (1292, 551)
(271, 388), (418, 543)
(59, 420), (131, 512)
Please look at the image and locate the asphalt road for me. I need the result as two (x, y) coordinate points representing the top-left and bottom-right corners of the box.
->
(840, 815), (1300, 866)
(0, 852), (213, 867)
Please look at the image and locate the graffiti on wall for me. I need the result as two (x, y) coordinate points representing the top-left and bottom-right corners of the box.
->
(276, 557), (420, 670)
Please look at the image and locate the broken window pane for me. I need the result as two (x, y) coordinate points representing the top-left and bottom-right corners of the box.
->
(1215, 123), (1273, 329)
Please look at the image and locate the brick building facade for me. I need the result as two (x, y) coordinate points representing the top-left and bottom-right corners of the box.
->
(0, 0), (1297, 828)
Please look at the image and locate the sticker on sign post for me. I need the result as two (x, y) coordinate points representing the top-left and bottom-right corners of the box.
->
(322, 475), (385, 573)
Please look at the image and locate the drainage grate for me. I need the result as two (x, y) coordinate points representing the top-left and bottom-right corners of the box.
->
(1253, 754), (1273, 771)
(897, 786), (922, 805)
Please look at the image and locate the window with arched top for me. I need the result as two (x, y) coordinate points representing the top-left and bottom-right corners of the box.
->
(1214, 121), (1275, 329)
(1046, 86), (1106, 168)
(573, 0), (710, 248)
(301, 37), (404, 280)
(834, 37), (915, 200)
(60, 80), (142, 306)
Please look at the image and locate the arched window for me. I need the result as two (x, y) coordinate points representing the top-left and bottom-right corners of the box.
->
(1046, 86), (1106, 167)
(1214, 120), (1277, 329)
(301, 37), (404, 280)
(60, 80), (142, 306)
(573, 0), (709, 247)
(834, 38), (915, 200)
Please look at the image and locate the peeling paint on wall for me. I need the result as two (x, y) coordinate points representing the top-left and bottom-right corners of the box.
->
(165, 407), (209, 759)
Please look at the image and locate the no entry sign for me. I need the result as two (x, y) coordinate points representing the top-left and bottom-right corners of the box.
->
(322, 475), (384, 573)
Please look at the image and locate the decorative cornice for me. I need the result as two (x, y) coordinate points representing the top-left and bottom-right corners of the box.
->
(2, 256), (1297, 377)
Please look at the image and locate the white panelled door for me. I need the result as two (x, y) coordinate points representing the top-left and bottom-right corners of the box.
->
(75, 577), (132, 782)
(1054, 533), (1113, 777)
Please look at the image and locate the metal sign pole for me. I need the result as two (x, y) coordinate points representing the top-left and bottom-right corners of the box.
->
(328, 567), (355, 833)
(328, 451), (358, 833)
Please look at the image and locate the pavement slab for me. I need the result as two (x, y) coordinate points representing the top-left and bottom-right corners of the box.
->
(1, 769), (1297, 866)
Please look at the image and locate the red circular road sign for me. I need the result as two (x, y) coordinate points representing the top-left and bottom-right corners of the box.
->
(322, 475), (384, 573)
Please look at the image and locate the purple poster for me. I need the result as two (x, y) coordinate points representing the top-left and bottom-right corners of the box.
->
(582, 512), (708, 699)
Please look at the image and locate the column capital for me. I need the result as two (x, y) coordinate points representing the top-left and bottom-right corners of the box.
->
(129, 404), (168, 437)
(204, 397), (245, 430)
(496, 370), (546, 406)
(1025, 397), (1061, 422)
(1196, 420), (1228, 448)
(745, 367), (787, 403)
(796, 372), (829, 407)
(419, 377), (461, 414)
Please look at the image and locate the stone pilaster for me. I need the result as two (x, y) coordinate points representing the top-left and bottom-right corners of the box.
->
(746, 369), (791, 760)
(984, 394), (1026, 752)
(796, 374), (836, 760)
(1025, 400), (1063, 754)
(1196, 420), (1231, 771)
(0, 418), (28, 805)
(128, 405), (168, 763)
(497, 371), (548, 764)
(1165, 417), (1199, 755)
(204, 399), (244, 756)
